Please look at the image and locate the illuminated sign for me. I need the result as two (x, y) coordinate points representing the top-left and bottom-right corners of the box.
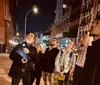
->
(55, 33), (63, 38)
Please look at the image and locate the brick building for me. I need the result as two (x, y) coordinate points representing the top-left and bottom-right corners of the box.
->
(0, 0), (16, 53)
(77, 0), (100, 42)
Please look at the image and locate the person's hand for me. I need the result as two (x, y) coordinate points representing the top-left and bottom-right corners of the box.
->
(69, 71), (73, 78)
(59, 72), (64, 76)
(23, 48), (29, 54)
(30, 63), (35, 70)
(21, 58), (27, 64)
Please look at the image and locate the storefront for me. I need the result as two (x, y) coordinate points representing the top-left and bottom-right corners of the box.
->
(0, 41), (5, 53)
(55, 31), (77, 48)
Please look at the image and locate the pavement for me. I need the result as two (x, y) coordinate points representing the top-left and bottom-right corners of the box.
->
(0, 54), (11, 85)
(0, 53), (45, 85)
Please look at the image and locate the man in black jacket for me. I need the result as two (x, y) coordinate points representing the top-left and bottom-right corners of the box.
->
(8, 32), (37, 85)
(42, 38), (59, 85)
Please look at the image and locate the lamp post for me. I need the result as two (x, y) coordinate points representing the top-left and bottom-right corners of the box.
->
(16, 32), (20, 36)
(24, 5), (39, 37)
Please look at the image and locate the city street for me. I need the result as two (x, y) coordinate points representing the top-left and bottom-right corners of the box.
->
(0, 54), (11, 85)
(0, 0), (99, 85)
(0, 54), (45, 85)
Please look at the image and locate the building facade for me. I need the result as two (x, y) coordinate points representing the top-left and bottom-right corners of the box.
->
(77, 0), (100, 42)
(51, 0), (82, 39)
(0, 0), (16, 53)
(50, 0), (100, 46)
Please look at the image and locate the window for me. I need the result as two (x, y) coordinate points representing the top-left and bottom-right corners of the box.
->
(81, 5), (85, 13)
(63, 4), (67, 9)
(84, 17), (88, 24)
(82, 13), (85, 16)
(60, 23), (61, 27)
(81, 18), (85, 25)
(97, 11), (100, 17)
(87, 15), (91, 22)
(88, 1), (93, 10)
(64, 20), (66, 25)
(66, 18), (68, 23)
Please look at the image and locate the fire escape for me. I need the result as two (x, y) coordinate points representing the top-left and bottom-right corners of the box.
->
(77, 0), (100, 43)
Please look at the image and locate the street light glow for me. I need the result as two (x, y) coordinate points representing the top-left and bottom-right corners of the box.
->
(25, 5), (39, 37)
(9, 40), (18, 46)
(33, 5), (39, 14)
(63, 4), (67, 9)
(16, 32), (19, 36)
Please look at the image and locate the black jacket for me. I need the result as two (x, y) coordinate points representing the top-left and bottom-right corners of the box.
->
(76, 39), (100, 85)
(8, 42), (37, 78)
(42, 47), (59, 73)
(35, 51), (43, 71)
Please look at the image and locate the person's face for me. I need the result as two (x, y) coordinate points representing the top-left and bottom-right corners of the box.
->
(90, 20), (100, 36)
(66, 41), (74, 50)
(25, 33), (35, 44)
(50, 38), (58, 46)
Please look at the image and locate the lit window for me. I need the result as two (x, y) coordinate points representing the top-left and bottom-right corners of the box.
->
(63, 4), (67, 9)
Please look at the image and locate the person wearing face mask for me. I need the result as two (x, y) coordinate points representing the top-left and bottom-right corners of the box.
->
(8, 32), (37, 85)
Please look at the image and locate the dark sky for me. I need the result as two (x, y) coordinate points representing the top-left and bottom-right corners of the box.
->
(17, 0), (57, 35)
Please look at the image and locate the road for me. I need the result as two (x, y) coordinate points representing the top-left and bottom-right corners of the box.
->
(0, 54), (45, 85)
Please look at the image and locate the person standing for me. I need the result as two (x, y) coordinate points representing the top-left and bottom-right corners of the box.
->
(82, 17), (100, 85)
(8, 32), (37, 85)
(73, 16), (100, 85)
(73, 31), (91, 85)
(55, 40), (75, 85)
(42, 38), (59, 85)
(30, 44), (43, 85)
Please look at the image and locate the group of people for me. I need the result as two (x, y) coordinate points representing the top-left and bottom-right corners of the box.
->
(8, 16), (100, 85)
(8, 31), (76, 85)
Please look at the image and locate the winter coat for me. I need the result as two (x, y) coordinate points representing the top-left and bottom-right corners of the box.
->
(42, 47), (59, 73)
(8, 42), (37, 78)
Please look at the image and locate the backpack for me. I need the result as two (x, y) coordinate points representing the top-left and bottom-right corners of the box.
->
(60, 49), (73, 58)
(60, 49), (63, 56)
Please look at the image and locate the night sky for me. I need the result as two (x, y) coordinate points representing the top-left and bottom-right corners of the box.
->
(17, 0), (57, 35)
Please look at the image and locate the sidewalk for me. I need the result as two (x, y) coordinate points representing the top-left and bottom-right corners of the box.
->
(0, 55), (46, 85)
(0, 53), (9, 57)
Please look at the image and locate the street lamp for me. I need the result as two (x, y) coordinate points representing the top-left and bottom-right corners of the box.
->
(32, 5), (39, 14)
(24, 5), (39, 37)
(16, 32), (19, 36)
